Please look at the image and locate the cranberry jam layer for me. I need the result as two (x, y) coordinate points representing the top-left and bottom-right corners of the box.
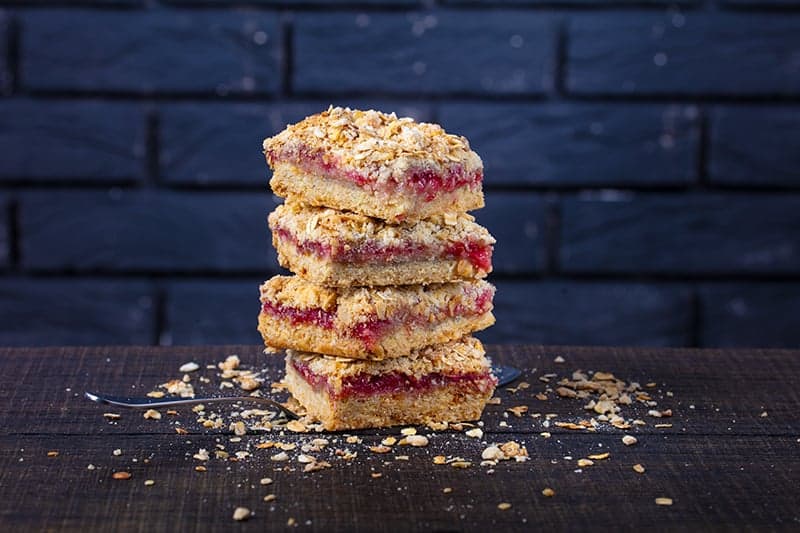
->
(283, 337), (497, 430)
(263, 107), (484, 222)
(258, 275), (495, 360)
(268, 202), (495, 286)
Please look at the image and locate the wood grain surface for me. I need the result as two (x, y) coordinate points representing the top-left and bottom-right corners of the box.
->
(1, 344), (798, 531)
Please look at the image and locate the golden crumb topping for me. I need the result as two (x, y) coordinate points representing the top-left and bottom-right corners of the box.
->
(263, 106), (482, 185)
(269, 201), (495, 254)
(259, 276), (494, 326)
(287, 336), (491, 387)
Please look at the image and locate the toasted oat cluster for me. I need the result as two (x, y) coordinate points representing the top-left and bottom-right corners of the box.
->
(269, 202), (495, 286)
(258, 276), (495, 360)
(259, 107), (497, 429)
(283, 336), (497, 430)
(264, 107), (484, 222)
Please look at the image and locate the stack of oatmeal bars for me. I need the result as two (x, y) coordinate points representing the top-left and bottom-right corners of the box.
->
(258, 107), (498, 430)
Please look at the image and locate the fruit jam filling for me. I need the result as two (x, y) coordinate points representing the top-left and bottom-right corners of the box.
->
(261, 301), (335, 330)
(268, 145), (482, 200)
(273, 224), (493, 272)
(262, 286), (493, 348)
(292, 359), (497, 400)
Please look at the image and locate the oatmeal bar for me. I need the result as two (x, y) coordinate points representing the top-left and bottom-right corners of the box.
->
(264, 107), (484, 223)
(269, 202), (495, 287)
(258, 276), (495, 360)
(284, 336), (497, 430)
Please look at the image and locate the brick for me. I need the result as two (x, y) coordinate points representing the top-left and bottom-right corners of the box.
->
(168, 0), (419, 3)
(20, 191), (279, 272)
(165, 280), (265, 345)
(722, 0), (800, 5)
(478, 282), (691, 347)
(710, 106), (800, 187)
(160, 101), (431, 186)
(0, 12), (8, 94)
(0, 197), (7, 268)
(294, 12), (555, 95)
(21, 11), (280, 94)
(560, 194), (800, 274)
(0, 280), (154, 346)
(567, 14), (800, 95)
(700, 284), (800, 348)
(0, 100), (145, 183)
(481, 193), (546, 274)
(439, 103), (699, 187)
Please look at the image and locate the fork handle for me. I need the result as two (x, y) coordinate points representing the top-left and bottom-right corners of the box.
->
(84, 392), (299, 420)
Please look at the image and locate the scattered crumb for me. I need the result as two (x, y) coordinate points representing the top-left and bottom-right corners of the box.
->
(193, 449), (210, 461)
(286, 420), (308, 433)
(405, 435), (429, 447)
(633, 464), (645, 474)
(144, 479), (155, 486)
(588, 452), (610, 460)
(232, 507), (251, 521)
(113, 449), (122, 456)
(443, 487), (452, 494)
(260, 477), (273, 485)
(577, 458), (594, 467)
(179, 362), (199, 373)
(497, 502), (512, 510)
(507, 406), (528, 417)
(465, 428), (483, 439)
(554, 356), (565, 364)
(542, 487), (555, 497)
(369, 445), (391, 454)
(655, 497), (673, 506)
(143, 409), (161, 420)
(103, 413), (121, 420)
(264, 494), (276, 502)
(371, 473), (382, 479)
(622, 435), (638, 446)
(47, 450), (59, 457)
(112, 472), (131, 480)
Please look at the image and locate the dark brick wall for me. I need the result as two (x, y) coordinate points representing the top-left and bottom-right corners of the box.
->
(1, 2), (798, 349)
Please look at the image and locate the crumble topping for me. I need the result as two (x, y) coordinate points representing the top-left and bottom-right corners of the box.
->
(263, 106), (482, 187)
(259, 276), (494, 324)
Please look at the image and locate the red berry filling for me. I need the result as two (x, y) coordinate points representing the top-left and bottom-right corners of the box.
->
(261, 301), (335, 330)
(292, 358), (497, 400)
(349, 317), (393, 350)
(443, 241), (493, 272)
(273, 228), (333, 259)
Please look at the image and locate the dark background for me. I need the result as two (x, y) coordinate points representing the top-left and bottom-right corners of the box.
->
(0, 1), (798, 348)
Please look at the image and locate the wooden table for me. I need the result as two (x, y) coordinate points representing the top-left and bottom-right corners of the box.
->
(1, 345), (798, 531)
